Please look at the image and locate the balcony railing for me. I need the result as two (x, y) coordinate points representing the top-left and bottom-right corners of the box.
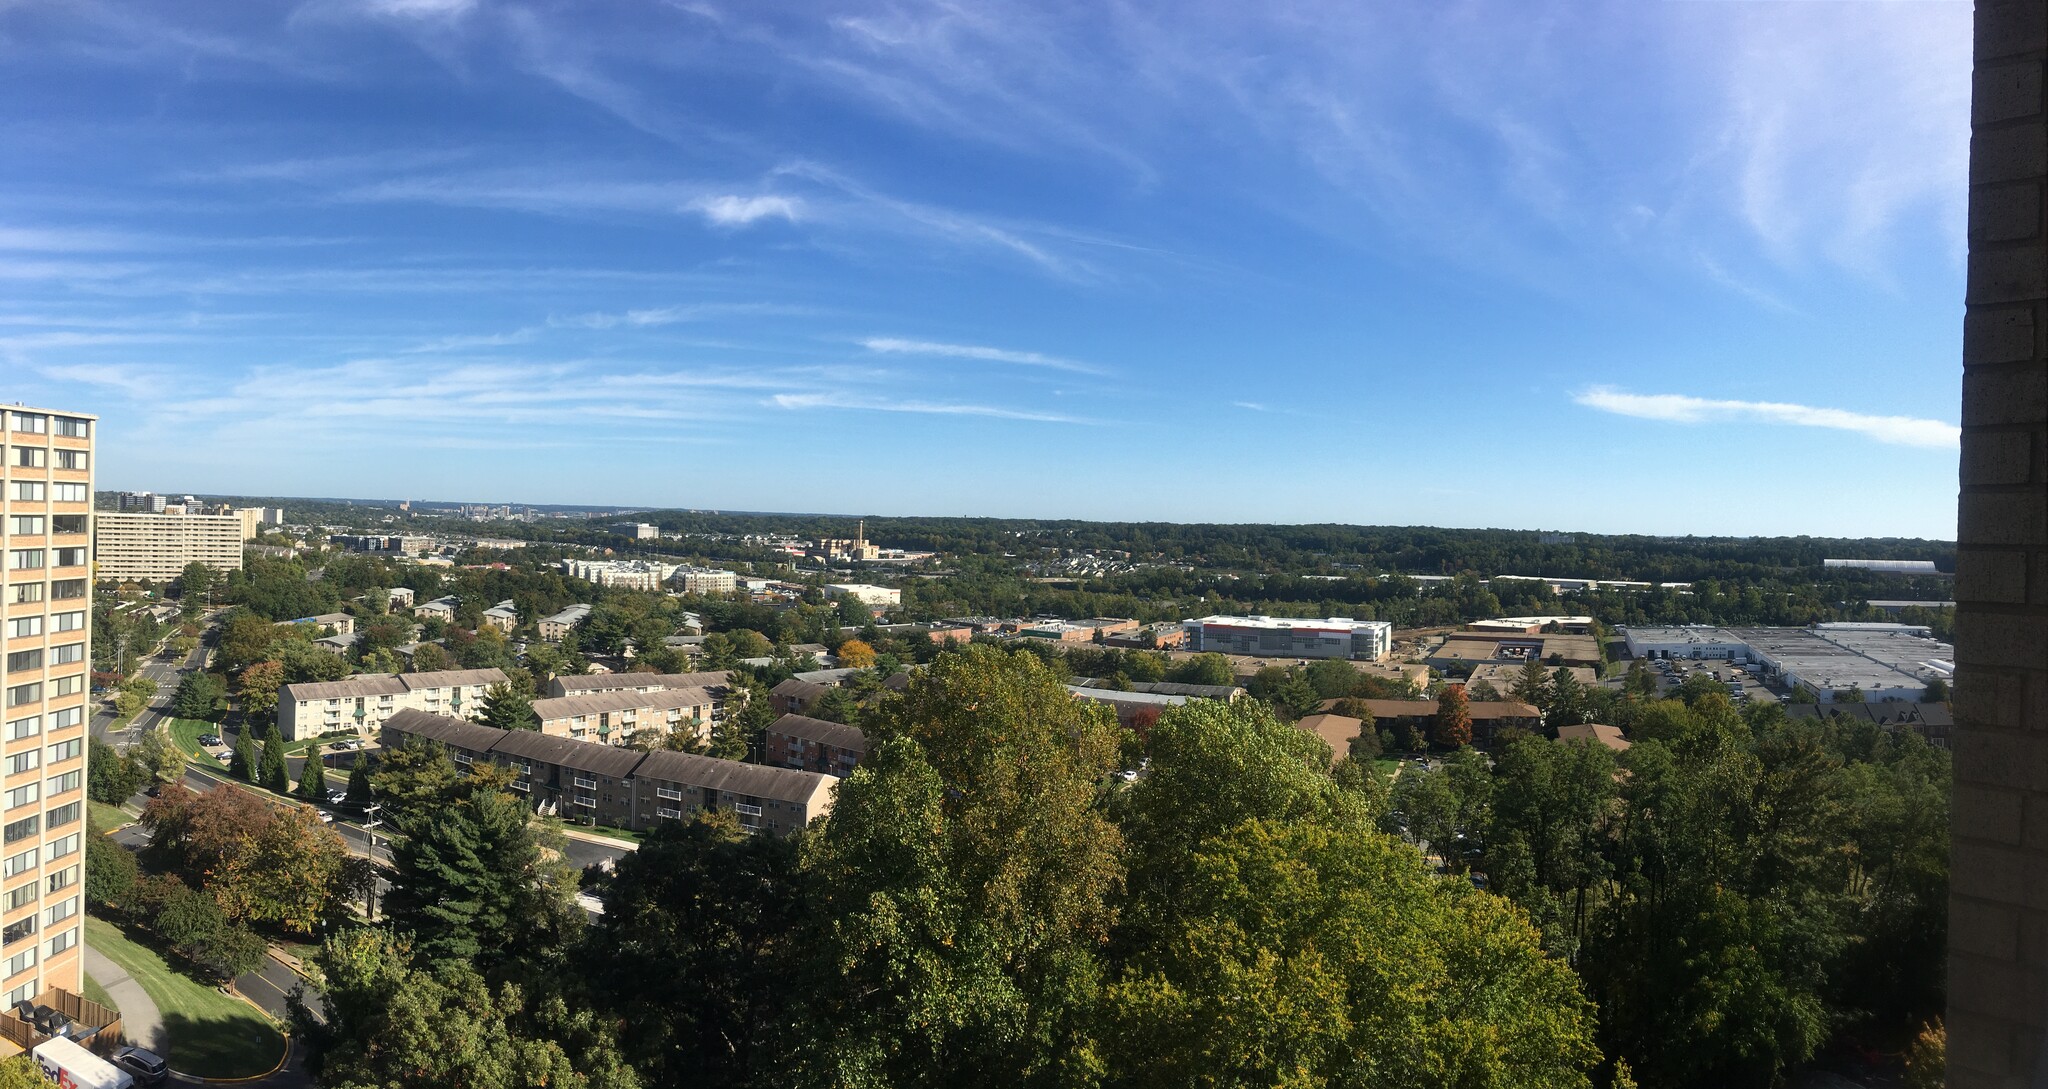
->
(573, 777), (597, 790)
(655, 787), (683, 801)
(573, 795), (597, 809)
(656, 807), (683, 820)
(733, 803), (763, 817)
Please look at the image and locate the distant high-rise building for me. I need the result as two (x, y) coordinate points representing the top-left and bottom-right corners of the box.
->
(93, 511), (244, 582)
(116, 491), (166, 514)
(0, 403), (94, 1004)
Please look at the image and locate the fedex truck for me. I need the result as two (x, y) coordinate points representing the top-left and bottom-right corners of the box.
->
(31, 1036), (134, 1089)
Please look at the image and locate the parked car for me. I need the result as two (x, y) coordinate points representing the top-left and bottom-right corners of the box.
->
(197, 734), (221, 747)
(110, 1045), (169, 1087)
(327, 790), (348, 806)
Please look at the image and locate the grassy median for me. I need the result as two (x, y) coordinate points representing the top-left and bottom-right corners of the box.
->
(83, 915), (287, 1079)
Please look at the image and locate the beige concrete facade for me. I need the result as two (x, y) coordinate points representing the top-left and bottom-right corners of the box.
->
(0, 403), (93, 1004)
(1950, 6), (2048, 1085)
(91, 511), (242, 583)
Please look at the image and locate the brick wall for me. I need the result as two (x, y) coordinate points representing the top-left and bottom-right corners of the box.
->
(1952, 3), (2048, 1085)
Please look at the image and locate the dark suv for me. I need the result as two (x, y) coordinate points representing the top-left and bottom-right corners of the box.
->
(111, 1046), (169, 1086)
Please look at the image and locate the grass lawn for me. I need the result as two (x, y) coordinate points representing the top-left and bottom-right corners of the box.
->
(1374, 757), (1403, 781)
(89, 801), (134, 831)
(579, 822), (646, 845)
(168, 717), (221, 759)
(81, 972), (116, 1014)
(84, 915), (286, 1080)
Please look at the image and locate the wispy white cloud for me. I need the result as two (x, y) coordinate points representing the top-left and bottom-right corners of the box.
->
(861, 336), (1100, 375)
(1574, 386), (1958, 449)
(401, 328), (539, 353)
(770, 391), (1091, 424)
(689, 194), (801, 226)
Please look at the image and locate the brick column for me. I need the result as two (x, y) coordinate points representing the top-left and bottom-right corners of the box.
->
(1951, 3), (2048, 1086)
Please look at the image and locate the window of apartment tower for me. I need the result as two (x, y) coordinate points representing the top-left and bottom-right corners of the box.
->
(9, 448), (43, 468)
(52, 418), (85, 438)
(8, 414), (44, 434)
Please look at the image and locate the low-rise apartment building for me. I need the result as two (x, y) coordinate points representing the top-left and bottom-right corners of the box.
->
(763, 713), (867, 776)
(531, 687), (716, 746)
(92, 511), (242, 583)
(277, 668), (508, 741)
(538, 604), (591, 643)
(561, 558), (673, 591)
(413, 595), (459, 622)
(671, 567), (738, 595)
(545, 670), (732, 699)
(280, 613), (355, 637)
(770, 677), (834, 715)
(480, 600), (519, 634)
(381, 709), (834, 835)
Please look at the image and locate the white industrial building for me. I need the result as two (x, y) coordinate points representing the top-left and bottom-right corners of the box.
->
(1620, 624), (1953, 702)
(824, 583), (901, 607)
(1183, 615), (1394, 662)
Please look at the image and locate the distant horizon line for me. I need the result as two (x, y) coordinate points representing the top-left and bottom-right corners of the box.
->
(93, 488), (1960, 546)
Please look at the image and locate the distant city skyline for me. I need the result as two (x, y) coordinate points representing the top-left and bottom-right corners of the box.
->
(1, 3), (1968, 537)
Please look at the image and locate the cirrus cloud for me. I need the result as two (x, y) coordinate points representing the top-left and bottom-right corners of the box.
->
(689, 194), (803, 227)
(1574, 386), (1958, 449)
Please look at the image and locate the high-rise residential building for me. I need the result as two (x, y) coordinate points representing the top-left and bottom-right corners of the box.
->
(0, 404), (94, 1006)
(92, 511), (244, 583)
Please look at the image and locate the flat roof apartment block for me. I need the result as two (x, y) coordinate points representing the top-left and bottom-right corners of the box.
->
(91, 511), (242, 583)
(0, 403), (95, 1005)
(1184, 615), (1394, 662)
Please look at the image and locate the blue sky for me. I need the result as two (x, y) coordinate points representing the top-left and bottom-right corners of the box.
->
(0, 1), (1970, 537)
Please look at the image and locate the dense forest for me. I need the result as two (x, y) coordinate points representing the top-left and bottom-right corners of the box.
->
(276, 646), (1945, 1089)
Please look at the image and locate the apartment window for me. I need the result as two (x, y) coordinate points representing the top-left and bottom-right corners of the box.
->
(52, 611), (82, 633)
(4, 983), (31, 1008)
(4, 884), (34, 912)
(0, 819), (34, 846)
(49, 516), (84, 536)
(50, 485), (84, 504)
(4, 752), (35, 776)
(52, 417), (85, 438)
(46, 772), (78, 797)
(45, 897), (75, 926)
(49, 644), (81, 666)
(7, 483), (42, 502)
(6, 718), (36, 742)
(45, 927), (73, 957)
(4, 652), (40, 675)
(49, 579), (83, 600)
(10, 584), (41, 605)
(6, 617), (40, 639)
(6, 947), (35, 978)
(5, 786), (39, 811)
(45, 867), (74, 895)
(4, 684), (39, 709)
(2, 917), (34, 947)
(43, 835), (77, 863)
(9, 449), (42, 469)
(48, 676), (79, 698)
(5, 552), (42, 573)
(6, 517), (43, 536)
(51, 548), (85, 568)
(44, 740), (78, 765)
(51, 451), (84, 472)
(1, 851), (31, 879)
(49, 708), (80, 731)
(44, 804), (76, 829)
(8, 414), (44, 434)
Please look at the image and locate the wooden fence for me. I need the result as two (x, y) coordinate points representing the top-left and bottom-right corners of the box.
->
(0, 988), (125, 1055)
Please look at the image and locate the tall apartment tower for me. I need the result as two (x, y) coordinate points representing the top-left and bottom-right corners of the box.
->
(0, 404), (93, 1005)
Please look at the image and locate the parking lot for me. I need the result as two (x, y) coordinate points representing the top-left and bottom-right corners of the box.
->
(1643, 657), (1784, 706)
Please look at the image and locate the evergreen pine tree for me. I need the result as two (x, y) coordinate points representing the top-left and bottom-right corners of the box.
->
(297, 741), (327, 802)
(345, 758), (374, 804)
(229, 727), (256, 781)
(261, 732), (291, 793)
(476, 683), (540, 731)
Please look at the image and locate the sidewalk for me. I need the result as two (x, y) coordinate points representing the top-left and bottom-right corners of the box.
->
(558, 825), (638, 851)
(83, 943), (163, 1053)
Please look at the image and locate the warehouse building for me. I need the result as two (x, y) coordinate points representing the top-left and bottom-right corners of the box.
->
(1183, 615), (1394, 662)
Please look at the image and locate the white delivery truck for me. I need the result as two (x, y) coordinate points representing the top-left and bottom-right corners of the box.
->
(31, 1036), (135, 1089)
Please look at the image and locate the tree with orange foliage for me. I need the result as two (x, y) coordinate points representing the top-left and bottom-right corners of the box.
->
(836, 638), (877, 670)
(1432, 684), (1473, 750)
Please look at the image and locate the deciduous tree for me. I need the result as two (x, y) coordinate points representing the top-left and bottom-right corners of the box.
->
(1433, 685), (1472, 749)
